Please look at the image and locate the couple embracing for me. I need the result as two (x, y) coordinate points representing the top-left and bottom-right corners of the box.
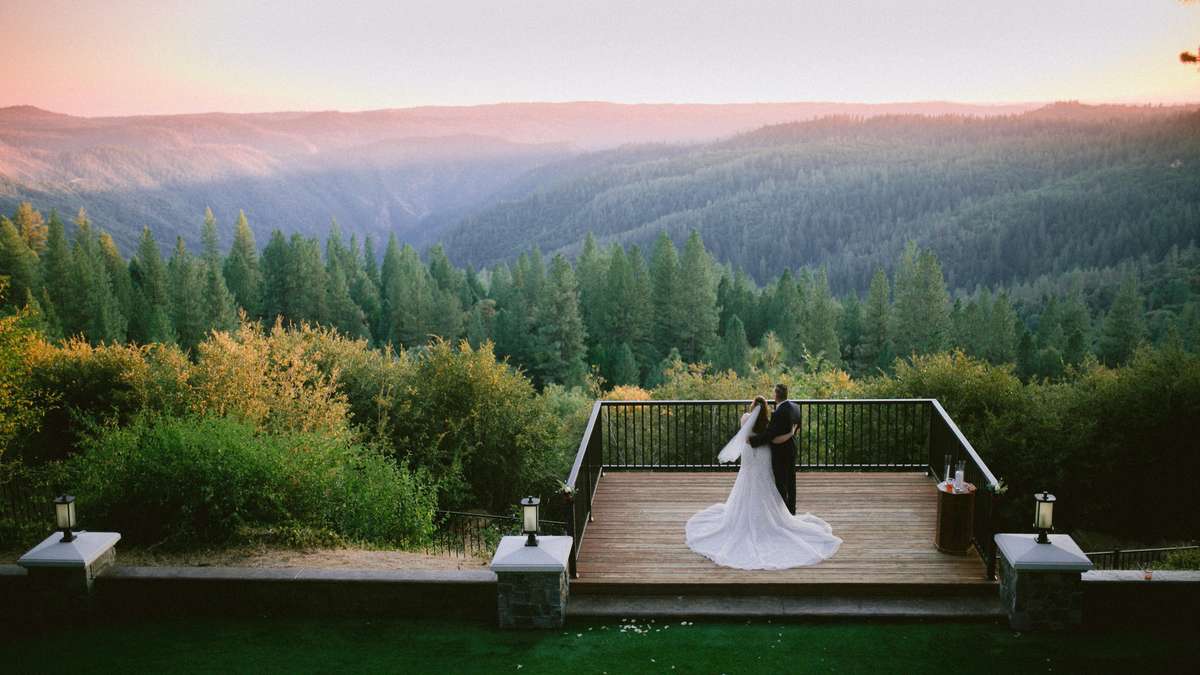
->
(684, 384), (842, 570)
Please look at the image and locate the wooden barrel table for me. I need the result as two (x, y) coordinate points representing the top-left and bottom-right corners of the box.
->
(935, 482), (976, 555)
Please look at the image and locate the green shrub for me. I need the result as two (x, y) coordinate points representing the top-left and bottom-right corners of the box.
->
(383, 339), (562, 512)
(67, 415), (435, 548)
(1153, 548), (1200, 571)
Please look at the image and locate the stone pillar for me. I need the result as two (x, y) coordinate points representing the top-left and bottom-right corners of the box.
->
(995, 533), (1093, 631)
(490, 535), (572, 629)
(18, 531), (121, 615)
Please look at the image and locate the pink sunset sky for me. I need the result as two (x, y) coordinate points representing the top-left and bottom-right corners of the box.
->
(1, 0), (1197, 117)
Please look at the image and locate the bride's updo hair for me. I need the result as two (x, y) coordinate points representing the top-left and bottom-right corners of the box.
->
(751, 395), (770, 433)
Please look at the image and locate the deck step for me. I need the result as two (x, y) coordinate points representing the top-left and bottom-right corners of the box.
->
(568, 593), (1005, 619)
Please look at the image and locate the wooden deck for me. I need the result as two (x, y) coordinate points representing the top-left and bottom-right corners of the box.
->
(572, 471), (992, 596)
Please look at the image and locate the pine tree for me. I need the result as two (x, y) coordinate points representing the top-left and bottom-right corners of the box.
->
(576, 232), (609, 364)
(531, 254), (588, 386)
(168, 238), (206, 351)
(805, 268), (841, 366)
(676, 231), (719, 362)
(712, 315), (751, 376)
(598, 245), (649, 381)
(129, 227), (174, 344)
(1059, 288), (1092, 365)
(260, 230), (292, 324)
(363, 235), (380, 289)
(39, 212), (71, 325)
(13, 202), (47, 254)
(626, 245), (656, 370)
(287, 235), (328, 325)
(893, 243), (950, 357)
(66, 214), (126, 343)
(466, 300), (494, 348)
(326, 258), (369, 339)
(98, 232), (134, 327)
(1098, 274), (1147, 365)
(768, 270), (803, 362)
(351, 268), (383, 343)
(839, 290), (863, 369)
(377, 235), (402, 342)
(196, 209), (237, 334)
(223, 211), (262, 317)
(610, 343), (640, 387)
(0, 217), (39, 305)
(386, 244), (437, 348)
(984, 293), (1019, 364)
(1016, 327), (1036, 380)
(861, 267), (892, 372)
(650, 231), (683, 359)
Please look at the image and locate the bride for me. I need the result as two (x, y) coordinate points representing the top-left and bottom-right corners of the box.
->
(684, 396), (842, 570)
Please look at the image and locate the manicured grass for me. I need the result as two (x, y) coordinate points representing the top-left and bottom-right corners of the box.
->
(2, 616), (1196, 674)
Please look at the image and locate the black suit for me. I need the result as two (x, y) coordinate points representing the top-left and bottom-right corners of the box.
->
(751, 400), (799, 514)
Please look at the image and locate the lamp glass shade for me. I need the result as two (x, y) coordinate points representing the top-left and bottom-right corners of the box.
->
(521, 497), (539, 534)
(54, 495), (76, 530)
(1033, 492), (1055, 530)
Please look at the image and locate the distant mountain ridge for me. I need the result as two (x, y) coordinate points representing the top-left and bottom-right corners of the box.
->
(439, 104), (1200, 293)
(0, 100), (1041, 252)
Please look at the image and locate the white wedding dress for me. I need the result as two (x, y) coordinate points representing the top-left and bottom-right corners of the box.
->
(684, 407), (842, 570)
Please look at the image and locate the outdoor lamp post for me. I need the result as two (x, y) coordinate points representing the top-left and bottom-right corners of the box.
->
(54, 494), (77, 543)
(521, 496), (540, 546)
(1034, 490), (1055, 543)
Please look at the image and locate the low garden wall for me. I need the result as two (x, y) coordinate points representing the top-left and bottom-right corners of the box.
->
(1082, 571), (1200, 628)
(1, 564), (497, 623)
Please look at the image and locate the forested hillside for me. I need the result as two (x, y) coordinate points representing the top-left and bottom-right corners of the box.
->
(0, 101), (1034, 255)
(443, 105), (1200, 294)
(2, 201), (1196, 389)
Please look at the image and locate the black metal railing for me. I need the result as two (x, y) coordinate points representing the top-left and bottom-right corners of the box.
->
(1085, 545), (1200, 571)
(1, 470), (56, 543)
(928, 399), (1001, 579)
(563, 399), (1001, 579)
(592, 399), (937, 471)
(425, 510), (567, 559)
(563, 401), (602, 577)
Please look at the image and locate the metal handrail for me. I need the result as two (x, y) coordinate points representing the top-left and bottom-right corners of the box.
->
(929, 399), (999, 487)
(1085, 544), (1199, 570)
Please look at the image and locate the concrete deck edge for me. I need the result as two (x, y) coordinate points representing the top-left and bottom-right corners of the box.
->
(568, 594), (1006, 619)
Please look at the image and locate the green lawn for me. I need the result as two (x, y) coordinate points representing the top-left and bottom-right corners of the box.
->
(2, 616), (1196, 674)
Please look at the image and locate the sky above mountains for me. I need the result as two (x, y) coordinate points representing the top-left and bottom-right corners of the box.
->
(2, 0), (1197, 116)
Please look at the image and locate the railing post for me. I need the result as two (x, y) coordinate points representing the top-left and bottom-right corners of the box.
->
(565, 497), (577, 578)
(1113, 548), (1121, 570)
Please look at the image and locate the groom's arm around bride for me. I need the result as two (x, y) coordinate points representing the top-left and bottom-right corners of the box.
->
(750, 384), (799, 514)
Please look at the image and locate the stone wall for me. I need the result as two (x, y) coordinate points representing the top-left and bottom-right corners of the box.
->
(998, 554), (1084, 631)
(496, 569), (567, 629)
(0, 565), (498, 623)
(1083, 570), (1200, 628)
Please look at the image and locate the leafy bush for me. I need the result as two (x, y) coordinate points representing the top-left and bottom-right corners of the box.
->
(67, 415), (435, 548)
(861, 347), (1200, 540)
(0, 293), (42, 463)
(1153, 548), (1200, 571)
(187, 322), (351, 438)
(382, 339), (561, 512)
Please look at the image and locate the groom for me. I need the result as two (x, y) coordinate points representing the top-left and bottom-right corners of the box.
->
(751, 384), (799, 514)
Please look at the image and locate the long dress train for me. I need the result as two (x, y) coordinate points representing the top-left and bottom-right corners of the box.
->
(684, 408), (842, 570)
